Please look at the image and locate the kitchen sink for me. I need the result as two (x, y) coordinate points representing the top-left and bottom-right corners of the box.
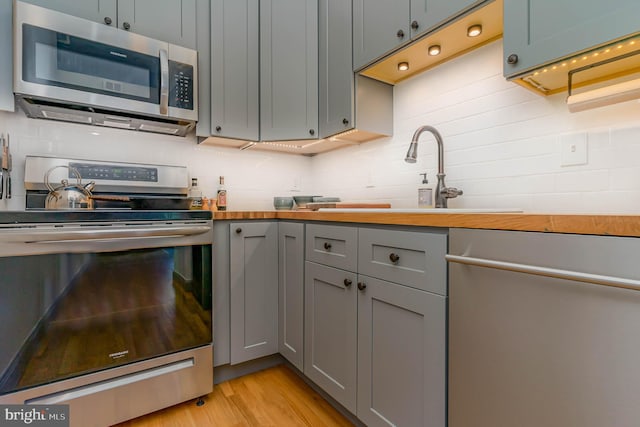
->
(317, 208), (523, 213)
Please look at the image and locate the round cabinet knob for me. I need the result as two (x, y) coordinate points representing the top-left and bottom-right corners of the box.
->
(215, 126), (222, 132)
(411, 20), (419, 30)
(235, 228), (242, 234)
(357, 282), (367, 291)
(396, 29), (405, 39)
(342, 118), (349, 126)
(343, 279), (352, 287)
(104, 16), (113, 25)
(389, 253), (400, 263)
(309, 129), (315, 136)
(123, 22), (131, 30)
(323, 242), (332, 251)
(507, 54), (519, 65)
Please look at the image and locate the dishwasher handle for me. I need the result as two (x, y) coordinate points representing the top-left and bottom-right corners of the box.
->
(6, 225), (211, 244)
(446, 254), (640, 293)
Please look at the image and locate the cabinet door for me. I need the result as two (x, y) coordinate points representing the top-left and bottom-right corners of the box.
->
(278, 222), (305, 371)
(318, 0), (354, 139)
(357, 275), (446, 427)
(260, 0), (318, 141)
(0, 0), (13, 112)
(230, 222), (278, 365)
(353, 0), (410, 70)
(504, 0), (640, 77)
(210, 0), (260, 141)
(117, 0), (197, 48)
(410, 0), (479, 38)
(21, 0), (116, 25)
(304, 261), (357, 413)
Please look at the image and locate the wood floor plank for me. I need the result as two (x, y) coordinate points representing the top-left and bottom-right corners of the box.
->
(114, 365), (353, 427)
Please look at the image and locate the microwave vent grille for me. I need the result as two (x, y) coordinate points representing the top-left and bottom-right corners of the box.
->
(41, 109), (93, 124)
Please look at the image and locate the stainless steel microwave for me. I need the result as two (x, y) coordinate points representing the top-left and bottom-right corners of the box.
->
(13, 1), (198, 136)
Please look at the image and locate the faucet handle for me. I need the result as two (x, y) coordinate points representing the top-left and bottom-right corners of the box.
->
(442, 187), (463, 199)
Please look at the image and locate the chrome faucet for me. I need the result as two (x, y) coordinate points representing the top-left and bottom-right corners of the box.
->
(405, 125), (463, 208)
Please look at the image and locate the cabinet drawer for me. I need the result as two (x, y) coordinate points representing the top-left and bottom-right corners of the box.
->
(358, 227), (447, 295)
(305, 224), (357, 271)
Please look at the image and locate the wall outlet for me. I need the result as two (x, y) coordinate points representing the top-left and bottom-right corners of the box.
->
(560, 133), (588, 166)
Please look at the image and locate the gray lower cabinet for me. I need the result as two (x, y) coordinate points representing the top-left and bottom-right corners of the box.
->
(357, 274), (446, 427)
(260, 0), (318, 141)
(503, 0), (640, 77)
(22, 0), (197, 48)
(278, 222), (305, 371)
(304, 261), (358, 413)
(210, 0), (260, 141)
(0, 0), (13, 112)
(304, 223), (447, 425)
(229, 222), (278, 365)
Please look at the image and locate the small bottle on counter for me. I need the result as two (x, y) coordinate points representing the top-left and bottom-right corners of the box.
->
(216, 176), (227, 211)
(418, 173), (433, 208)
(188, 178), (203, 210)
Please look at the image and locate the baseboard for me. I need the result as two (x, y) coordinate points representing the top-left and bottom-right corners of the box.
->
(213, 354), (284, 384)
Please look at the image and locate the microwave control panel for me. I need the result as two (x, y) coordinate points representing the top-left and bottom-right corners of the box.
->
(169, 61), (194, 111)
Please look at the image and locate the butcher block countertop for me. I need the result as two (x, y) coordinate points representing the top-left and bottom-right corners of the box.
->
(212, 210), (640, 238)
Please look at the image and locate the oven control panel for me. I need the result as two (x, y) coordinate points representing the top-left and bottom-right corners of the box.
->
(69, 162), (158, 182)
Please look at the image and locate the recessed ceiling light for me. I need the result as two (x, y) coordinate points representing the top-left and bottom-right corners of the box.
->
(428, 45), (441, 56)
(467, 24), (482, 37)
(397, 61), (409, 71)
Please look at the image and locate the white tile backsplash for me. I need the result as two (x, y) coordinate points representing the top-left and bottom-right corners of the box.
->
(311, 40), (640, 213)
(2, 38), (640, 213)
(0, 110), (312, 211)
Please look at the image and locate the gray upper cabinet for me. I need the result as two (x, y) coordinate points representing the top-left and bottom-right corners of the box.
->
(318, 0), (354, 138)
(278, 222), (305, 371)
(117, 0), (197, 49)
(353, 0), (484, 70)
(353, 0), (410, 71)
(411, 0), (479, 38)
(357, 274), (446, 427)
(260, 0), (318, 141)
(229, 222), (278, 365)
(22, 0), (197, 48)
(210, 0), (259, 141)
(21, 0), (117, 25)
(0, 0), (13, 112)
(504, 0), (640, 78)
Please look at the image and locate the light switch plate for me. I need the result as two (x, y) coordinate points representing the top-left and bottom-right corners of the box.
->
(560, 133), (588, 166)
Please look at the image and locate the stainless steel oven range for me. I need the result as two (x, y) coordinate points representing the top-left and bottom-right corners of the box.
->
(0, 157), (213, 427)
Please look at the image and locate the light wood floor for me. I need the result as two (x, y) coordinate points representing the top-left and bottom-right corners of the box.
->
(114, 365), (354, 427)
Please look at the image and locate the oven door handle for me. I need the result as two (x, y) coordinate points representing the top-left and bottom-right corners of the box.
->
(9, 225), (211, 243)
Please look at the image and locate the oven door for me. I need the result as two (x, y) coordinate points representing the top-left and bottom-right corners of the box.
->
(0, 220), (212, 397)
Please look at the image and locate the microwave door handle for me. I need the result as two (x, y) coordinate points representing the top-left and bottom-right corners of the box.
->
(159, 49), (169, 115)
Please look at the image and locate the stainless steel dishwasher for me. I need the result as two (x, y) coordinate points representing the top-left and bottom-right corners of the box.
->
(447, 228), (640, 427)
